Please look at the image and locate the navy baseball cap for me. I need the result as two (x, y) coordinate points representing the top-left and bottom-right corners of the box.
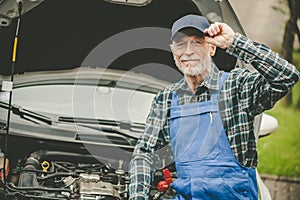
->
(171, 14), (210, 41)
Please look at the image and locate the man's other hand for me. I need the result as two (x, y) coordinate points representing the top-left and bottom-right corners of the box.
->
(204, 22), (235, 49)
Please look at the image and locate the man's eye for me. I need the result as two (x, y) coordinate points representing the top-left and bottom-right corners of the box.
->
(193, 40), (203, 46)
(176, 43), (185, 48)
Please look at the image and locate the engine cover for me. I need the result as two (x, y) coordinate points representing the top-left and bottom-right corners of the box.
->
(79, 173), (121, 200)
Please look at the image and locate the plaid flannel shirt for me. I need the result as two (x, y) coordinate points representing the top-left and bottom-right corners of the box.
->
(128, 33), (299, 200)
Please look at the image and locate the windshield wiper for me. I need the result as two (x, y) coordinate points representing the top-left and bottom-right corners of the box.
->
(58, 117), (144, 139)
(0, 101), (52, 126)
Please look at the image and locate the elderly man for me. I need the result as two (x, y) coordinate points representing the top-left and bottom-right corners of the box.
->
(129, 14), (299, 199)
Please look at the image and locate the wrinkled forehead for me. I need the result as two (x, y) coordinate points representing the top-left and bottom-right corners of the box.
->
(172, 27), (205, 43)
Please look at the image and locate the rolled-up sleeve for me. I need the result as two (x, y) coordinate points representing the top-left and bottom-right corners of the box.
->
(129, 92), (168, 200)
(226, 33), (299, 116)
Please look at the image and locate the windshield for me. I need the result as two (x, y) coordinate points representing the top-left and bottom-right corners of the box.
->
(9, 84), (155, 124)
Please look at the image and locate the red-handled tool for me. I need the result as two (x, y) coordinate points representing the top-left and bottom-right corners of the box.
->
(157, 168), (173, 192)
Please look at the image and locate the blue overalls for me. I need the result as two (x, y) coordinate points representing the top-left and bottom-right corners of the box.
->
(169, 72), (257, 199)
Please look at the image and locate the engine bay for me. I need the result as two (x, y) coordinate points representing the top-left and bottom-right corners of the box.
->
(2, 150), (129, 199)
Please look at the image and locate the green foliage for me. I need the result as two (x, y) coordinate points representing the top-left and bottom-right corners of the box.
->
(257, 82), (300, 177)
(293, 50), (300, 68)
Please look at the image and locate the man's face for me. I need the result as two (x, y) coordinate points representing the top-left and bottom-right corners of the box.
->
(170, 35), (216, 76)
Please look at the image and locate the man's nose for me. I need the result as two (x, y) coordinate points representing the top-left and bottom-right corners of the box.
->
(184, 42), (194, 55)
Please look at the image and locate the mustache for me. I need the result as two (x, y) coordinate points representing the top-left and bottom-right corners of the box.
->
(181, 59), (200, 62)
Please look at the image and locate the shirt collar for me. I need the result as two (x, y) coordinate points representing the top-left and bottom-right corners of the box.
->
(200, 63), (221, 91)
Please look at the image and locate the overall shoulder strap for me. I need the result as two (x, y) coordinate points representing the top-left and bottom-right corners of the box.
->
(171, 91), (178, 107)
(210, 72), (229, 101)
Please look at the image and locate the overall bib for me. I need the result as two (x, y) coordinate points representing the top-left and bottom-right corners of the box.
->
(169, 73), (257, 200)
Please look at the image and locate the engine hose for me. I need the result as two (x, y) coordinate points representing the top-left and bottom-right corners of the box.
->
(28, 149), (121, 167)
(4, 184), (69, 200)
(20, 194), (70, 200)
(13, 192), (70, 200)
(18, 156), (39, 187)
(8, 183), (71, 192)
(36, 172), (79, 181)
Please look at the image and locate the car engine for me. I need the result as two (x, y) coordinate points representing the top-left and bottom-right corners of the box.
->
(4, 150), (130, 200)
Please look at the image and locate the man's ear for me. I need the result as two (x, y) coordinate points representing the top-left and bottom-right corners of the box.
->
(169, 44), (175, 54)
(169, 44), (178, 59)
(209, 44), (217, 57)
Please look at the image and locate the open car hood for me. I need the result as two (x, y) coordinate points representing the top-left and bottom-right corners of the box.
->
(0, 0), (244, 76)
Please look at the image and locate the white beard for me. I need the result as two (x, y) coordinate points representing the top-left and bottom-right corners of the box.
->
(176, 54), (212, 76)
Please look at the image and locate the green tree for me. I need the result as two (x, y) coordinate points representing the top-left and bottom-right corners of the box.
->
(280, 0), (300, 107)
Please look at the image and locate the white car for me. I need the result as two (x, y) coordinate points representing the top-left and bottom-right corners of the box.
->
(0, 0), (275, 199)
